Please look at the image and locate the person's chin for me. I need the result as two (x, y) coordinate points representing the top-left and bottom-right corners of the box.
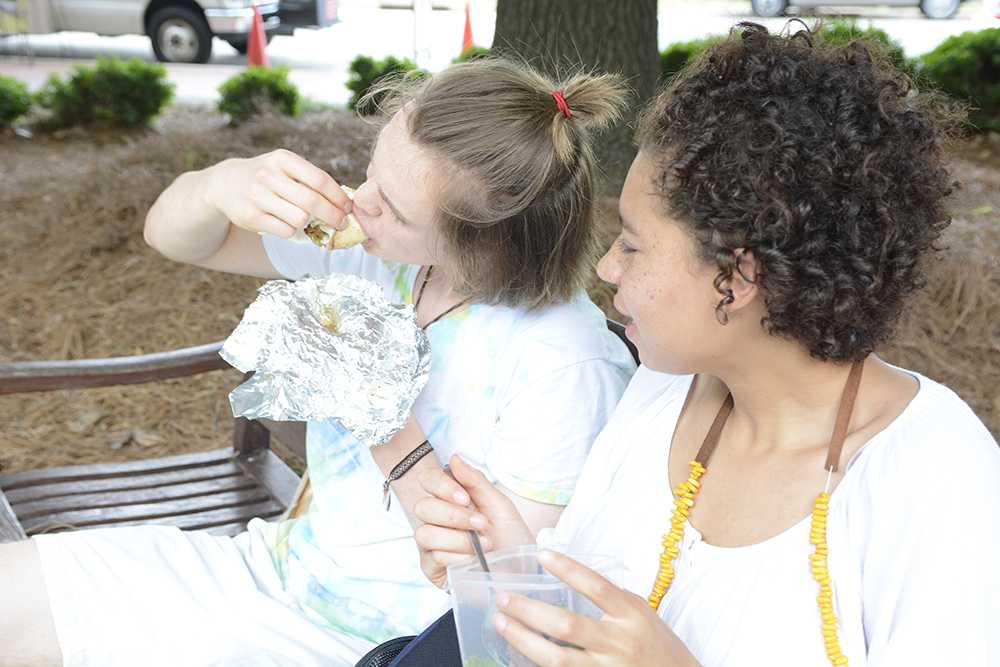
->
(365, 245), (425, 266)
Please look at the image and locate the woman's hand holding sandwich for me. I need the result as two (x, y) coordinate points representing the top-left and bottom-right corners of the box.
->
(145, 149), (359, 277)
(203, 150), (353, 240)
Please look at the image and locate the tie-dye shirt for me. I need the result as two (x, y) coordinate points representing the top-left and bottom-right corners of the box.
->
(260, 237), (636, 646)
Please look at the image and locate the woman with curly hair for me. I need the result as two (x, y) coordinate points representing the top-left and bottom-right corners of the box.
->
(414, 22), (1000, 666)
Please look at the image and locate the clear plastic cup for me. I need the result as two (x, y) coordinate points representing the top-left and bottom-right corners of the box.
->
(448, 545), (624, 667)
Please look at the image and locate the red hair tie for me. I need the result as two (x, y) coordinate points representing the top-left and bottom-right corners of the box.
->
(551, 90), (572, 119)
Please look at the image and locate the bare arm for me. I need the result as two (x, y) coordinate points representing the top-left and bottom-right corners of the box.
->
(504, 486), (564, 537)
(144, 150), (352, 277)
(371, 419), (562, 537)
(144, 166), (280, 278)
(369, 417), (441, 531)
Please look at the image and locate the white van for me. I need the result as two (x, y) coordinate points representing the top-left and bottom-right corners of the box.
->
(22, 0), (338, 63)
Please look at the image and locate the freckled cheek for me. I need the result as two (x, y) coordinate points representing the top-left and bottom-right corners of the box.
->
(643, 273), (678, 322)
(641, 285), (664, 321)
(620, 267), (660, 318)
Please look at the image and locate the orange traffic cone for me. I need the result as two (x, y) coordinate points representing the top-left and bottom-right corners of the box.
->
(461, 3), (474, 54)
(247, 5), (270, 68)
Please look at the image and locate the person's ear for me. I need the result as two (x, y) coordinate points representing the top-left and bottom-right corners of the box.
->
(729, 247), (760, 307)
(717, 248), (760, 323)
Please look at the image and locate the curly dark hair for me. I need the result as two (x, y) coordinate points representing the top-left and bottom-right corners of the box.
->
(637, 22), (964, 362)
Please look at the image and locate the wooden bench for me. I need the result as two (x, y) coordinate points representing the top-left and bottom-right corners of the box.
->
(0, 342), (308, 543)
(0, 321), (636, 666)
(0, 320), (636, 544)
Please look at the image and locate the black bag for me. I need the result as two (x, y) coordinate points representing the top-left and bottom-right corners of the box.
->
(354, 611), (462, 667)
(354, 635), (416, 667)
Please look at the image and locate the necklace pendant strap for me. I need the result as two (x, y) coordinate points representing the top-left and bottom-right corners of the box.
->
(690, 359), (864, 472)
(694, 393), (734, 467)
(824, 360), (865, 473)
(414, 265), (470, 331)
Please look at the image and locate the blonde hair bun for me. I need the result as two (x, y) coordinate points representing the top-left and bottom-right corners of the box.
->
(360, 57), (630, 309)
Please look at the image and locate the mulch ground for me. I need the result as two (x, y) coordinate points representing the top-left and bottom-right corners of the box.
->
(2, 106), (997, 475)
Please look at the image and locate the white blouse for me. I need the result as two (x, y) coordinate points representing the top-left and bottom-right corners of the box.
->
(540, 366), (1000, 666)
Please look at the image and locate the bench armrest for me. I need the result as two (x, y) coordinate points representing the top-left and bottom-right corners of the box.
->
(0, 342), (230, 395)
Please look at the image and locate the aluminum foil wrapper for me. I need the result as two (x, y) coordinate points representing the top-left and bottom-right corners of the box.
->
(220, 275), (431, 449)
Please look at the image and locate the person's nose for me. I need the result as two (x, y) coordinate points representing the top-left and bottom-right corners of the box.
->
(596, 242), (621, 286)
(352, 179), (382, 218)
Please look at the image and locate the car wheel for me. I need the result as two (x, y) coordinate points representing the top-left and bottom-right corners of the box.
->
(920, 0), (961, 18)
(751, 0), (789, 17)
(148, 6), (213, 63)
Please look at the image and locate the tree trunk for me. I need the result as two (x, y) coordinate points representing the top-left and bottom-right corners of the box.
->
(492, 0), (659, 192)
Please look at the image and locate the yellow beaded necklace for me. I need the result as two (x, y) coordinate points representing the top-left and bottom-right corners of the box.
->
(649, 361), (864, 667)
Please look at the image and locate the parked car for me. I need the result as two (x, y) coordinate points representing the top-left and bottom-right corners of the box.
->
(23, 0), (338, 63)
(751, 0), (967, 19)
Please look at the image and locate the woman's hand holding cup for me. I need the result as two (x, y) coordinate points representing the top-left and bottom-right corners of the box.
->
(414, 454), (534, 589)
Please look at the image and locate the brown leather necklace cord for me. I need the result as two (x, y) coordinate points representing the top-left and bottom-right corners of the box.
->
(691, 360), (865, 472)
(413, 266), (470, 331)
(694, 393), (734, 467)
(825, 360), (865, 473)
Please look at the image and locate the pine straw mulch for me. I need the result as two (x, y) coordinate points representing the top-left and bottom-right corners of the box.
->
(1, 107), (998, 476)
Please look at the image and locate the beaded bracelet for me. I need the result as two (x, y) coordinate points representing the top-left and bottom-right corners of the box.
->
(382, 439), (433, 511)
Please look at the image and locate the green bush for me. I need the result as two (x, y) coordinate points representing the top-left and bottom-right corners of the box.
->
(35, 57), (173, 129)
(452, 46), (491, 64)
(218, 66), (300, 124)
(918, 28), (1000, 133)
(346, 55), (426, 114)
(819, 20), (914, 77)
(660, 36), (723, 81)
(0, 75), (31, 127)
(659, 23), (914, 84)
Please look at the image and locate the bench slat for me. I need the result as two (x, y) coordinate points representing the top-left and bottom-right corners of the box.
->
(204, 521), (258, 537)
(118, 499), (284, 532)
(0, 448), (235, 491)
(5, 466), (244, 506)
(20, 488), (278, 534)
(13, 477), (260, 520)
(31, 499), (286, 535)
